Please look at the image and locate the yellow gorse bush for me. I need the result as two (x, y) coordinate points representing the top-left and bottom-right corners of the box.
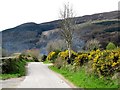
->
(58, 50), (69, 60)
(46, 51), (56, 61)
(71, 48), (120, 77)
(58, 50), (77, 60)
(92, 48), (120, 76)
(74, 53), (89, 66)
(47, 48), (120, 77)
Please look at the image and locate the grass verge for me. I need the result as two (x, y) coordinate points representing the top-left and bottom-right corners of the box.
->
(49, 66), (119, 89)
(43, 60), (51, 64)
(0, 74), (20, 80)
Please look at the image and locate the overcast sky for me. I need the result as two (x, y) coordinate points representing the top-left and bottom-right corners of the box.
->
(0, 0), (119, 31)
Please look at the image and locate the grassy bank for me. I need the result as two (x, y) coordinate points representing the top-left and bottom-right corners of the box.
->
(1, 54), (38, 80)
(49, 66), (119, 88)
(1, 58), (27, 80)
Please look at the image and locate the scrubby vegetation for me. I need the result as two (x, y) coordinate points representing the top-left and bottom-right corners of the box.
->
(41, 55), (47, 62)
(21, 49), (40, 62)
(85, 39), (101, 51)
(2, 58), (27, 76)
(1, 57), (27, 80)
(106, 42), (117, 50)
(45, 50), (61, 63)
(46, 40), (67, 53)
(46, 42), (120, 88)
(1, 49), (40, 80)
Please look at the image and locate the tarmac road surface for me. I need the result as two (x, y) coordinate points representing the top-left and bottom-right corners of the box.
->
(17, 62), (72, 88)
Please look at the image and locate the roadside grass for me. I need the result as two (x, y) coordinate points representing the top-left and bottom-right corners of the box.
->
(0, 74), (20, 80)
(49, 66), (119, 89)
(43, 60), (51, 64)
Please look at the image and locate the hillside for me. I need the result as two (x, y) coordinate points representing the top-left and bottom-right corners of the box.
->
(1, 11), (120, 54)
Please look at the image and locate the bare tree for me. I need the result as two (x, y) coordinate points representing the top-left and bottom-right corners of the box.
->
(59, 3), (76, 59)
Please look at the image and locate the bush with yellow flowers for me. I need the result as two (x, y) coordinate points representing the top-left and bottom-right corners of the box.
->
(47, 48), (120, 77)
(92, 48), (120, 77)
(46, 50), (61, 63)
(73, 48), (120, 77)
(53, 50), (77, 69)
(46, 51), (56, 61)
(58, 50), (69, 60)
(58, 50), (77, 61)
(74, 53), (89, 66)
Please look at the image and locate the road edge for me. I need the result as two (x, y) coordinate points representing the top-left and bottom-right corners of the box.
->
(48, 65), (78, 88)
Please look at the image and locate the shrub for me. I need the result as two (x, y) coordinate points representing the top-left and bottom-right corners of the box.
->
(54, 57), (66, 69)
(58, 50), (77, 60)
(19, 54), (34, 62)
(74, 48), (120, 77)
(92, 49), (120, 77)
(84, 60), (94, 75)
(50, 48), (120, 78)
(2, 58), (26, 76)
(46, 51), (57, 62)
(46, 40), (67, 53)
(54, 50), (77, 68)
(20, 49), (40, 62)
(106, 42), (116, 50)
(58, 50), (69, 60)
(85, 39), (101, 51)
(74, 53), (89, 66)
(22, 49), (40, 60)
(41, 55), (47, 62)
(2, 51), (41, 78)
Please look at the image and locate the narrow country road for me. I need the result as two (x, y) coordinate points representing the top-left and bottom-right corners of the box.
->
(17, 62), (71, 88)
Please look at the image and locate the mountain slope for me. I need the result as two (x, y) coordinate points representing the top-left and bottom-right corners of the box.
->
(1, 11), (120, 53)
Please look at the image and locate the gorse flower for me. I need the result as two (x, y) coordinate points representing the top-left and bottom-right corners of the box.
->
(92, 48), (120, 76)
(112, 62), (117, 67)
(47, 51), (56, 61)
(58, 50), (77, 60)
